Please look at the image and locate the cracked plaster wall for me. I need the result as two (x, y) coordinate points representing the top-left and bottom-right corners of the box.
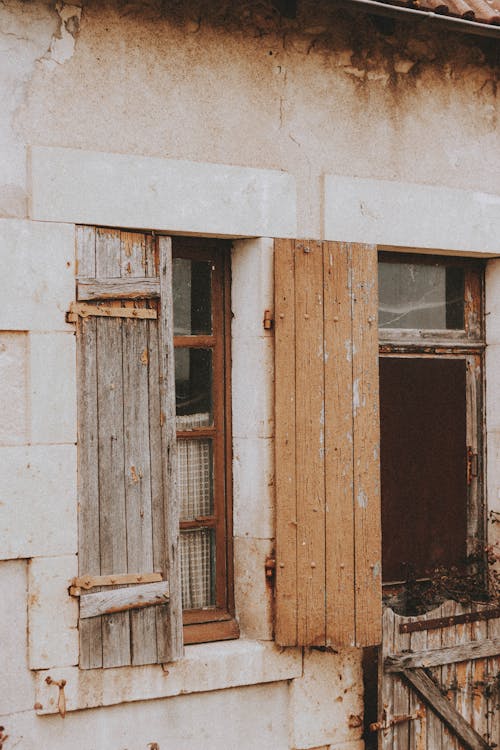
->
(1, 0), (499, 232)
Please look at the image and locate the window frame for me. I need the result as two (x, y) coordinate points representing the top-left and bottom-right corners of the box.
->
(378, 251), (486, 587)
(171, 237), (237, 645)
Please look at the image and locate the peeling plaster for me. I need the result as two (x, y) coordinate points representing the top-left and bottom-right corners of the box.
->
(41, 2), (81, 70)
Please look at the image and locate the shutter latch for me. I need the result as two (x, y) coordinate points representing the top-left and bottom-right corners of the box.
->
(370, 705), (425, 734)
(467, 446), (478, 485)
(45, 676), (67, 719)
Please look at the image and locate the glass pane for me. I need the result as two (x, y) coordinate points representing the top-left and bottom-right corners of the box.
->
(177, 438), (214, 521)
(175, 348), (212, 420)
(173, 258), (212, 335)
(180, 528), (215, 609)
(378, 261), (464, 330)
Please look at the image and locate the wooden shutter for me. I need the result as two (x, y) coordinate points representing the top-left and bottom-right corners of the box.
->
(274, 239), (381, 648)
(75, 227), (182, 668)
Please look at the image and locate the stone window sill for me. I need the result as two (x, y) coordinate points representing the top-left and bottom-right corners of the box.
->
(34, 639), (302, 716)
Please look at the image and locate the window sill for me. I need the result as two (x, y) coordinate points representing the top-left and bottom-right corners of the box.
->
(34, 639), (302, 716)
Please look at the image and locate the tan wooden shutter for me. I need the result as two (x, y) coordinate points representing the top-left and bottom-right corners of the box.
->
(274, 239), (381, 648)
(75, 227), (182, 668)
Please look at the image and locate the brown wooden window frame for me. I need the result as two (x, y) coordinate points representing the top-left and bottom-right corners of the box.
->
(378, 251), (486, 587)
(172, 237), (237, 645)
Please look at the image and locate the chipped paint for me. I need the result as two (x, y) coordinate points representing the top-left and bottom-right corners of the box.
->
(357, 489), (368, 508)
(353, 378), (360, 412)
(41, 2), (82, 70)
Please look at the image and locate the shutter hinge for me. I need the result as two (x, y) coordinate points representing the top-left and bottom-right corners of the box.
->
(45, 677), (67, 719)
(370, 705), (425, 734)
(467, 446), (478, 485)
(265, 556), (276, 587)
(263, 310), (274, 330)
(66, 301), (157, 323)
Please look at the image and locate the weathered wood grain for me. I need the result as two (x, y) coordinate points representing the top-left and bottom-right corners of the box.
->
(324, 242), (355, 647)
(401, 668), (490, 750)
(386, 638), (500, 671)
(77, 277), (160, 300)
(96, 227), (131, 668)
(76, 225), (103, 670)
(351, 243), (381, 647)
(80, 582), (170, 619)
(158, 236), (183, 661)
(121, 230), (157, 666)
(295, 240), (326, 646)
(274, 238), (298, 647)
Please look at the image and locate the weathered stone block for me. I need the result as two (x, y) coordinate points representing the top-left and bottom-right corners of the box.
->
(0, 219), (75, 331)
(28, 555), (79, 669)
(30, 332), (77, 444)
(233, 437), (274, 539)
(232, 336), (274, 439)
(30, 147), (297, 239)
(34, 640), (301, 715)
(486, 259), (500, 346)
(0, 560), (35, 714)
(234, 537), (274, 640)
(0, 445), (77, 559)
(289, 648), (364, 750)
(486, 345), (500, 432)
(0, 332), (28, 445)
(232, 237), (274, 340)
(325, 175), (500, 254)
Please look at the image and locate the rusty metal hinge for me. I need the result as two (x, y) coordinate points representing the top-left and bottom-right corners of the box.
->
(45, 676), (67, 718)
(66, 301), (157, 323)
(265, 556), (276, 585)
(263, 310), (274, 330)
(467, 446), (478, 485)
(370, 705), (425, 733)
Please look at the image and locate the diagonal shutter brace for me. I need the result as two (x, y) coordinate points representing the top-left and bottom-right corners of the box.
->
(66, 301), (157, 322)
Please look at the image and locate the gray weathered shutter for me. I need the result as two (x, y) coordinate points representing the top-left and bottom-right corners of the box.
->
(75, 227), (182, 668)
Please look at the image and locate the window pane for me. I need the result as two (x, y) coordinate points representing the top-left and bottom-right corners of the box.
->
(378, 261), (464, 330)
(173, 258), (212, 335)
(180, 529), (215, 609)
(177, 438), (214, 521)
(175, 348), (212, 420)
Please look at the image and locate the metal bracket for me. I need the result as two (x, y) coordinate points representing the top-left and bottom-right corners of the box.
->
(66, 301), (157, 323)
(370, 705), (425, 733)
(45, 676), (67, 718)
(263, 310), (274, 330)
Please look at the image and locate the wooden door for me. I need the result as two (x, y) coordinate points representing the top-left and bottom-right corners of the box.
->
(375, 601), (500, 750)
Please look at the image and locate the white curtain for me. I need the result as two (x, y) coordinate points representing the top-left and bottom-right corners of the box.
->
(176, 412), (214, 609)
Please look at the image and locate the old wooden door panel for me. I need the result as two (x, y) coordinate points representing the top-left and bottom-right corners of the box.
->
(378, 602), (500, 750)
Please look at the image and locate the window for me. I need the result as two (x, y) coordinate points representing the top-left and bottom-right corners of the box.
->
(378, 253), (485, 592)
(73, 228), (235, 670)
(173, 238), (236, 645)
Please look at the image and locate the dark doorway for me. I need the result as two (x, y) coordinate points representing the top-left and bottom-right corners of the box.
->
(379, 356), (467, 583)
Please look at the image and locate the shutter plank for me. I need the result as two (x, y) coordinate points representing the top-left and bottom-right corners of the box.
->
(351, 243), (381, 647)
(158, 236), (183, 661)
(121, 231), (158, 666)
(145, 236), (171, 662)
(274, 239), (298, 647)
(295, 240), (326, 646)
(324, 242), (355, 647)
(77, 226), (103, 669)
(96, 228), (131, 667)
(80, 582), (169, 619)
